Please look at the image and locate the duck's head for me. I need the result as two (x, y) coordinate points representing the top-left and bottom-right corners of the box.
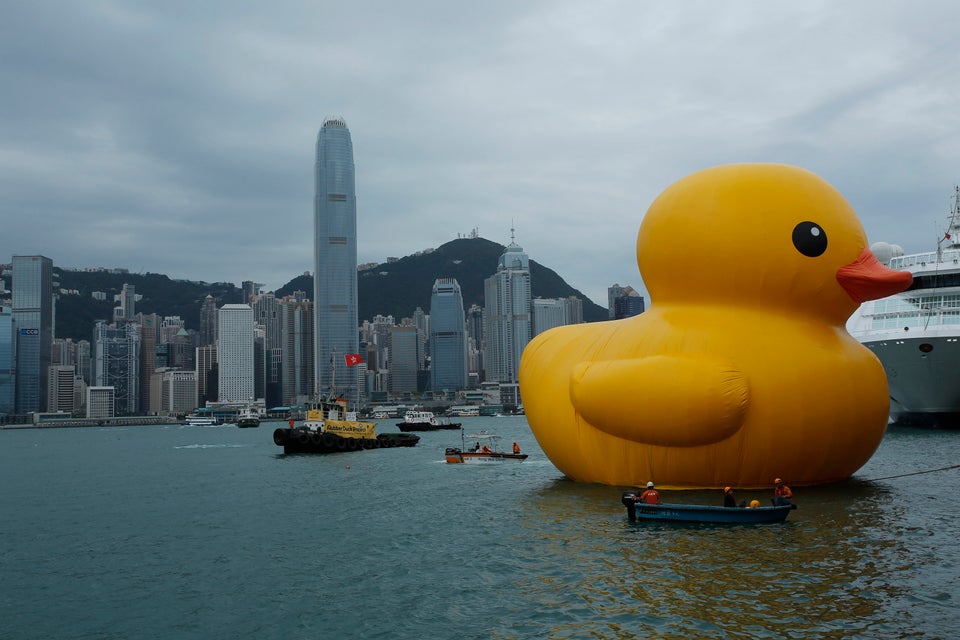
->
(637, 164), (912, 322)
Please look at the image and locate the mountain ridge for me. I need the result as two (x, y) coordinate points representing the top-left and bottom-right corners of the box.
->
(7, 237), (606, 341)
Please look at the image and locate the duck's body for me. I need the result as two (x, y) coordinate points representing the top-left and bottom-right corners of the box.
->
(519, 164), (912, 488)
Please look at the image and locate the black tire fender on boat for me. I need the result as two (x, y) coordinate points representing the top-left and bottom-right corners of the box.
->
(322, 433), (337, 448)
(297, 431), (309, 444)
(336, 437), (349, 451)
(311, 432), (323, 445)
(273, 429), (286, 446)
(346, 438), (359, 451)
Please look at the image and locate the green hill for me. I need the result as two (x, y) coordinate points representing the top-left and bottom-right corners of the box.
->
(277, 237), (607, 322)
(7, 237), (605, 342)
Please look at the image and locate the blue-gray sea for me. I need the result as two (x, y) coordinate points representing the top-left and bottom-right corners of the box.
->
(1, 416), (958, 639)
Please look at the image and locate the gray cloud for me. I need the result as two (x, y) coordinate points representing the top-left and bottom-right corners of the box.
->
(3, 1), (960, 306)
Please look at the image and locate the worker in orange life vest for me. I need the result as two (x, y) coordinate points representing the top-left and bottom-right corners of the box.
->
(512, 441), (521, 454)
(639, 481), (660, 504)
(773, 477), (794, 507)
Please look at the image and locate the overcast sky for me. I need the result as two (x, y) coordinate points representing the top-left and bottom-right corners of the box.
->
(3, 2), (960, 307)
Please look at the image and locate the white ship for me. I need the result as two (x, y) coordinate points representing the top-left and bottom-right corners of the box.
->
(847, 186), (960, 426)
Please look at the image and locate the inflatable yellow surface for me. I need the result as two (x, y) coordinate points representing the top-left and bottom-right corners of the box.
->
(519, 164), (913, 488)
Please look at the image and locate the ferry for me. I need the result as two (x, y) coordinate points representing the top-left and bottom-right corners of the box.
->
(183, 414), (220, 426)
(396, 410), (461, 432)
(447, 405), (480, 417)
(847, 186), (960, 426)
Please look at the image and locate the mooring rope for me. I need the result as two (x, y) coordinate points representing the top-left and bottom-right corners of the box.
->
(867, 463), (960, 481)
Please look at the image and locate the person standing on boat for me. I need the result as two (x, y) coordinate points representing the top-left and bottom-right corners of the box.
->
(723, 486), (737, 508)
(512, 441), (521, 454)
(639, 481), (660, 504)
(773, 478), (794, 506)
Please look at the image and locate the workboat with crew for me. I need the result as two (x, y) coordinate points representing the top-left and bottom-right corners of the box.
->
(620, 490), (793, 524)
(396, 410), (461, 432)
(273, 396), (419, 453)
(445, 430), (527, 464)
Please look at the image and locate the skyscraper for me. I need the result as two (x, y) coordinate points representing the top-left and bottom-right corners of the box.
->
(483, 235), (532, 385)
(314, 117), (359, 405)
(12, 255), (54, 413)
(0, 306), (14, 414)
(93, 320), (141, 415)
(429, 278), (467, 392)
(217, 304), (254, 403)
(199, 295), (217, 347)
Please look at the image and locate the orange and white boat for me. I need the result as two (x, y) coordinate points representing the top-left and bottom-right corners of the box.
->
(444, 430), (527, 464)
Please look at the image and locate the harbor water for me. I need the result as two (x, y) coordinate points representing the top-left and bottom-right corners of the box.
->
(1, 417), (957, 639)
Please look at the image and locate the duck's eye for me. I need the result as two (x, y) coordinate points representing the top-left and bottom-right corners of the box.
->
(792, 221), (827, 257)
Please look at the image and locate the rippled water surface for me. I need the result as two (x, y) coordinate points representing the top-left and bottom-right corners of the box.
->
(1, 419), (957, 639)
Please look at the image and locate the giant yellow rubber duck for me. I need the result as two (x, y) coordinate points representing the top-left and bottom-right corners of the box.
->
(519, 164), (913, 488)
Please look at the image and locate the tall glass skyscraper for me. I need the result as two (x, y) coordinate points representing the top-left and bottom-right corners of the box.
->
(483, 236), (532, 385)
(12, 255), (54, 414)
(0, 306), (14, 414)
(429, 278), (467, 391)
(314, 117), (359, 406)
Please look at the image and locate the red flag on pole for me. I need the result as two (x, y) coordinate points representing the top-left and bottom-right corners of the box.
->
(344, 353), (362, 367)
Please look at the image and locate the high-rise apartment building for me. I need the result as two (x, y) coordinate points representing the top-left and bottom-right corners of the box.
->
(429, 278), (467, 391)
(12, 255), (54, 413)
(217, 304), (254, 403)
(314, 117), (360, 405)
(609, 285), (646, 319)
(483, 236), (531, 385)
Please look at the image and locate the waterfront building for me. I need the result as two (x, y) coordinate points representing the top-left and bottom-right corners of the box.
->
(152, 368), (197, 416)
(93, 320), (141, 415)
(429, 278), (467, 391)
(139, 313), (159, 415)
(483, 234), (532, 386)
(86, 386), (115, 419)
(388, 326), (418, 394)
(217, 304), (254, 403)
(12, 255), (54, 413)
(314, 117), (360, 406)
(0, 306), (14, 414)
(46, 365), (76, 413)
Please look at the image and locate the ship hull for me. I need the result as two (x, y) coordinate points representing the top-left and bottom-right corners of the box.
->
(860, 334), (960, 427)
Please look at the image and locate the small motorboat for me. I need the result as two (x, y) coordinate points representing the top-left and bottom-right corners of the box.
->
(621, 491), (793, 524)
(445, 430), (527, 464)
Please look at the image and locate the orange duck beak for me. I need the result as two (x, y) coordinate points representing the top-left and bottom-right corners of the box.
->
(836, 248), (914, 303)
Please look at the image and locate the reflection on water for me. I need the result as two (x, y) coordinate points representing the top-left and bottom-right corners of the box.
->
(511, 461), (955, 638)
